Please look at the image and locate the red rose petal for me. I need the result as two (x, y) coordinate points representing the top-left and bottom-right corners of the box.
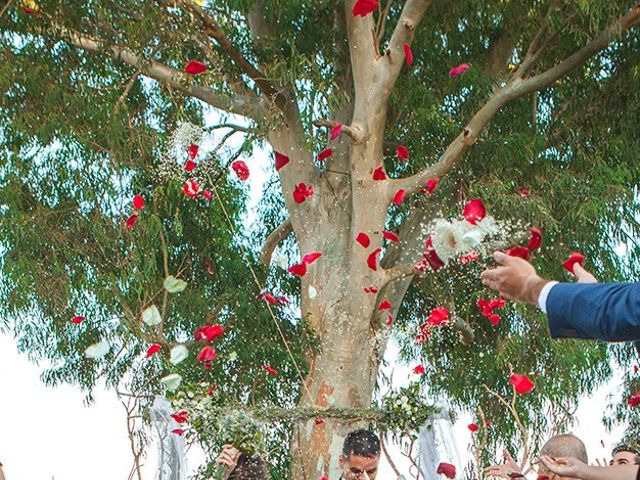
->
(413, 364), (425, 375)
(517, 187), (531, 197)
(352, 0), (378, 17)
(372, 166), (387, 181)
(182, 179), (200, 198)
(403, 43), (413, 67)
(263, 364), (277, 376)
(231, 160), (250, 181)
(293, 183), (314, 204)
(562, 252), (585, 274)
(449, 63), (470, 77)
(437, 462), (456, 479)
(628, 393), (640, 407)
(425, 178), (439, 195)
(314, 418), (325, 425)
(468, 423), (479, 432)
(202, 190), (212, 200)
(367, 248), (382, 271)
(329, 124), (343, 141)
(288, 263), (308, 277)
(424, 249), (445, 271)
(386, 314), (394, 326)
(488, 313), (501, 326)
(302, 252), (323, 264)
(393, 189), (406, 205)
(318, 148), (332, 162)
(507, 246), (531, 261)
(197, 345), (217, 362)
(125, 214), (138, 228)
(72, 315), (85, 324)
(194, 324), (224, 342)
(170, 411), (188, 424)
(356, 232), (371, 248)
(382, 230), (399, 243)
(364, 285), (378, 294)
(427, 306), (449, 326)
(274, 151), (290, 171)
(172, 428), (185, 435)
(187, 144), (199, 160)
(145, 344), (161, 358)
(184, 160), (196, 172)
(20, 6), (35, 14)
(378, 299), (392, 311)
(527, 227), (542, 251)
(132, 195), (145, 210)
(396, 145), (409, 162)
(509, 373), (535, 395)
(460, 251), (479, 264)
(463, 198), (486, 225)
(184, 60), (207, 75)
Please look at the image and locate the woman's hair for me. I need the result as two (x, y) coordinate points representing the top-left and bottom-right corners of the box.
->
(227, 453), (267, 480)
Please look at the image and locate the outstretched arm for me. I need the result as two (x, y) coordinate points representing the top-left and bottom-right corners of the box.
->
(540, 456), (639, 480)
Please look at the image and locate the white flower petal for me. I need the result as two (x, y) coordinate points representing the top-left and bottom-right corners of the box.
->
(163, 275), (188, 293)
(141, 305), (162, 326)
(85, 340), (109, 359)
(170, 345), (189, 365)
(462, 229), (484, 249)
(160, 373), (183, 391)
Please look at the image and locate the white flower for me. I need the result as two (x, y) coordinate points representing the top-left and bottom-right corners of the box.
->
(432, 220), (464, 261)
(476, 215), (500, 236)
(141, 305), (162, 326)
(170, 345), (189, 365)
(160, 373), (183, 391)
(308, 285), (317, 299)
(85, 340), (109, 359)
(461, 229), (484, 249)
(164, 275), (187, 293)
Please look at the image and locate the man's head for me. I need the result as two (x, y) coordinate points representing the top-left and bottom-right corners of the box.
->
(537, 434), (588, 480)
(339, 429), (380, 479)
(610, 444), (640, 466)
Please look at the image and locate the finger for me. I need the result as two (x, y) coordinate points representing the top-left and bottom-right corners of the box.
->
(493, 251), (513, 265)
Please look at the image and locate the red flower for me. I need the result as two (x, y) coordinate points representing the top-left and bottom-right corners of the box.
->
(463, 199), (486, 225)
(194, 324), (224, 342)
(356, 232), (371, 248)
(396, 145), (409, 162)
(187, 144), (199, 160)
(437, 462), (456, 479)
(403, 43), (413, 66)
(125, 214), (138, 228)
(372, 166), (387, 181)
(132, 195), (145, 210)
(363, 286), (378, 294)
(72, 316), (85, 324)
(145, 344), (161, 358)
(562, 252), (585, 274)
(184, 60), (207, 75)
(352, 0), (378, 17)
(330, 124), (343, 140)
(383, 230), (399, 243)
(184, 160), (196, 172)
(170, 411), (189, 424)
(318, 148), (332, 162)
(302, 252), (323, 264)
(628, 393), (640, 407)
(509, 373), (535, 395)
(468, 423), (479, 432)
(367, 248), (382, 271)
(507, 246), (530, 261)
(393, 189), (406, 205)
(293, 183), (314, 204)
(527, 227), (543, 251)
(197, 345), (217, 362)
(172, 428), (185, 435)
(425, 178), (439, 194)
(274, 151), (290, 171)
(378, 300), (392, 311)
(428, 306), (449, 326)
(231, 160), (250, 181)
(449, 63), (470, 77)
(183, 179), (200, 198)
(288, 263), (308, 277)
(202, 190), (212, 200)
(263, 364), (277, 376)
(413, 364), (425, 375)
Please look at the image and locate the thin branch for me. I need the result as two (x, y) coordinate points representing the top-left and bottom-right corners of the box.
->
(114, 70), (141, 114)
(380, 435), (402, 477)
(313, 118), (364, 143)
(451, 315), (475, 346)
(375, 0), (394, 52)
(0, 0), (15, 19)
(259, 219), (293, 266)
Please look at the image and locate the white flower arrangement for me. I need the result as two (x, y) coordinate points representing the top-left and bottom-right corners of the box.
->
(430, 215), (502, 262)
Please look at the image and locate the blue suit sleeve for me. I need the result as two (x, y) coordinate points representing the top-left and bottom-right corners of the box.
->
(547, 282), (640, 341)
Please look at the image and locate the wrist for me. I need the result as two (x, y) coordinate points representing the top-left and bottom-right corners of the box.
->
(522, 275), (550, 305)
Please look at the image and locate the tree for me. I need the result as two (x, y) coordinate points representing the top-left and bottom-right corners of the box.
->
(1, 1), (640, 478)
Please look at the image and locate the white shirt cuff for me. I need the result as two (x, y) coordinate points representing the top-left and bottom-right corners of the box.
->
(538, 281), (559, 314)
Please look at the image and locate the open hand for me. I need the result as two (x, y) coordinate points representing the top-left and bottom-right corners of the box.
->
(484, 449), (522, 478)
(481, 252), (548, 305)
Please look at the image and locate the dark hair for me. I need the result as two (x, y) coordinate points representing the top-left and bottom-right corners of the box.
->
(612, 444), (640, 464)
(227, 453), (268, 480)
(342, 429), (380, 458)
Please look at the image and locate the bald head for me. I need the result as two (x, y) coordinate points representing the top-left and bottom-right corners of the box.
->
(540, 434), (588, 463)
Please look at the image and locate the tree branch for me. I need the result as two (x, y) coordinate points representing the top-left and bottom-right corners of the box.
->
(52, 26), (268, 119)
(395, 4), (640, 196)
(260, 219), (293, 266)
